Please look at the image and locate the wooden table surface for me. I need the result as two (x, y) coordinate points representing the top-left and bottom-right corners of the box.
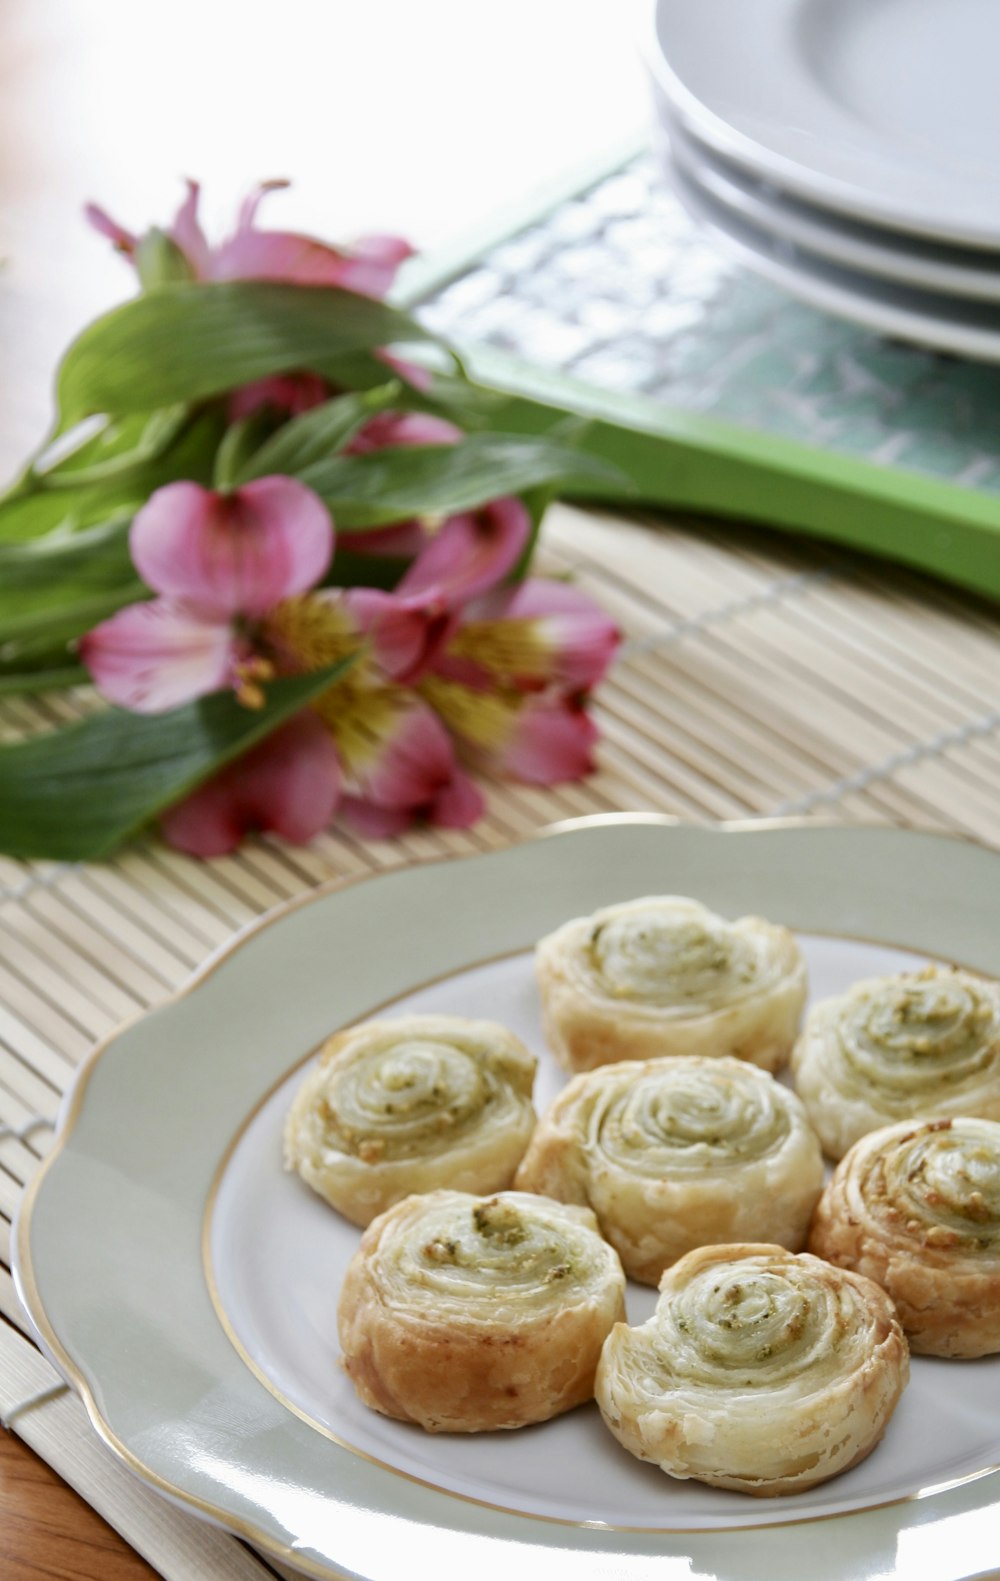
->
(0, 1434), (158, 1581)
(0, 4), (643, 1576)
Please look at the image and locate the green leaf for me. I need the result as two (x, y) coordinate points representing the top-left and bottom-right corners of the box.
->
(316, 343), (462, 394)
(211, 409), (281, 490)
(299, 432), (626, 528)
(27, 407), (192, 492)
(0, 659), (355, 861)
(134, 229), (196, 289)
(326, 548), (410, 591)
(0, 631), (82, 676)
(510, 482), (555, 581)
(0, 664), (88, 696)
(0, 518), (141, 640)
(57, 282), (436, 424)
(397, 369), (507, 429)
(314, 350), (410, 392)
(236, 385), (402, 483)
(0, 408), (226, 543)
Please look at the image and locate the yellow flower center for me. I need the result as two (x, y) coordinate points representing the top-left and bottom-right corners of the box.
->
(420, 674), (519, 751)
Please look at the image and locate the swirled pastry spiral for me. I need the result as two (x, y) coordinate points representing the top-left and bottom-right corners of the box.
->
(809, 1116), (1000, 1357)
(596, 1244), (908, 1496)
(284, 1015), (536, 1226)
(791, 966), (1000, 1160)
(338, 1190), (626, 1431)
(536, 896), (806, 1074)
(515, 1057), (824, 1284)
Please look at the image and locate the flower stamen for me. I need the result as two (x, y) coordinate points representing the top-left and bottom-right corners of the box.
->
(234, 656), (276, 709)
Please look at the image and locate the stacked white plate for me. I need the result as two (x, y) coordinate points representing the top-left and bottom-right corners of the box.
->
(645, 0), (1000, 360)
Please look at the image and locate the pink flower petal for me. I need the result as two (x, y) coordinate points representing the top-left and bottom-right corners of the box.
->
(210, 228), (362, 287)
(398, 497), (531, 609)
(344, 588), (456, 683)
(84, 203), (138, 257)
(338, 796), (415, 839)
(168, 180), (212, 276)
(131, 478), (333, 618)
(335, 235), (416, 298)
(83, 184), (414, 299)
(376, 350), (433, 390)
(234, 179), (290, 233)
(340, 760), (484, 838)
(429, 768), (486, 829)
(210, 192), (413, 292)
(332, 690), (457, 809)
(499, 695), (600, 785)
(457, 578), (621, 690)
(428, 652), (495, 689)
(346, 411), (461, 456)
(79, 599), (237, 714)
(160, 712), (341, 857)
(228, 372), (329, 421)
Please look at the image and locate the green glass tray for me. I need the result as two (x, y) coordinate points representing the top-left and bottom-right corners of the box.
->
(395, 140), (1000, 601)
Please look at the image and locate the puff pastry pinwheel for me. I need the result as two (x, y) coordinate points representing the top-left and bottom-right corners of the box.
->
(791, 966), (1000, 1160)
(284, 1015), (536, 1226)
(596, 1243), (908, 1496)
(515, 1056), (824, 1284)
(810, 1116), (1000, 1357)
(338, 1190), (626, 1431)
(536, 896), (806, 1074)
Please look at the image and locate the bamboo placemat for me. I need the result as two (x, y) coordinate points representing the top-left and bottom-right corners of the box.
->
(3, 499), (1000, 1578)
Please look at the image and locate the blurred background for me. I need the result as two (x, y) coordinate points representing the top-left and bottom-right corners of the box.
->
(0, 0), (646, 464)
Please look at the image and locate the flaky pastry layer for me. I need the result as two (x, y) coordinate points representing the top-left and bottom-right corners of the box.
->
(284, 1014), (536, 1226)
(339, 1190), (626, 1432)
(596, 1243), (908, 1495)
(792, 966), (1000, 1159)
(810, 1115), (1000, 1356)
(515, 1056), (823, 1283)
(536, 896), (806, 1074)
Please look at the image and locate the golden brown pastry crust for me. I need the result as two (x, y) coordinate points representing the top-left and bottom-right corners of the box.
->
(791, 966), (1000, 1160)
(515, 1056), (824, 1284)
(284, 1015), (536, 1226)
(338, 1190), (627, 1432)
(596, 1243), (908, 1496)
(809, 1116), (1000, 1357)
(536, 896), (807, 1074)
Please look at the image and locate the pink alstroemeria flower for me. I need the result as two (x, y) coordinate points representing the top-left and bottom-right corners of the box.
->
(228, 371), (330, 423)
(496, 693), (601, 783)
(87, 178), (414, 296)
(79, 448), (617, 852)
(87, 180), (416, 424)
(419, 670), (604, 787)
(160, 713), (342, 858)
(79, 477), (334, 713)
(345, 496), (533, 684)
(326, 688), (485, 838)
(414, 573), (620, 786)
(337, 411), (462, 561)
(260, 596), (484, 838)
(340, 767), (484, 838)
(346, 412), (461, 456)
(448, 577), (622, 693)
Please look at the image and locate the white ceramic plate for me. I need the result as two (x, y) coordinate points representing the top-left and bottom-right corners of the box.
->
(646, 0), (1000, 248)
(662, 149), (1000, 363)
(15, 818), (1000, 1581)
(666, 119), (1000, 304)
